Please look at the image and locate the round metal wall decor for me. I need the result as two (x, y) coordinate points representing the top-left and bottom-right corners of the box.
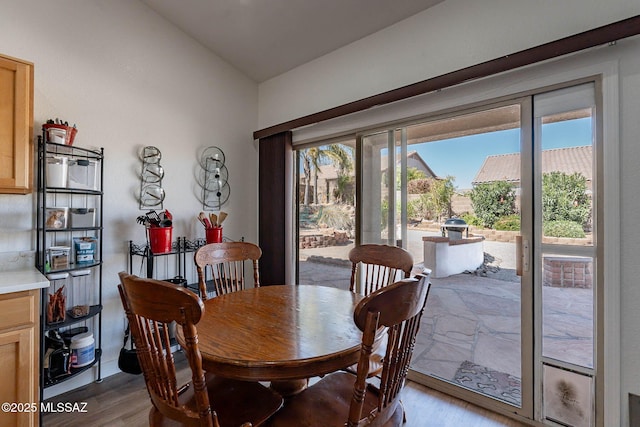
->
(139, 146), (164, 209)
(198, 146), (230, 210)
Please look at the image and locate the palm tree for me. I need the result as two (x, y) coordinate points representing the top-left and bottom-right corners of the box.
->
(301, 144), (353, 206)
(301, 147), (322, 206)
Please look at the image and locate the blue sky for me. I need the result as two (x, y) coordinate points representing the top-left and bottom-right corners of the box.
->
(414, 117), (593, 189)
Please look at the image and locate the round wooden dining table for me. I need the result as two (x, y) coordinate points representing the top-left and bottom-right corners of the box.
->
(176, 284), (364, 395)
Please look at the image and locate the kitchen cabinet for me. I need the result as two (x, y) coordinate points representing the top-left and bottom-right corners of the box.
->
(0, 53), (33, 194)
(35, 134), (103, 397)
(0, 289), (40, 427)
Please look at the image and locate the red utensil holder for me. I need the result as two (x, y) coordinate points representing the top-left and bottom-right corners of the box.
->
(148, 226), (173, 253)
(206, 227), (223, 244)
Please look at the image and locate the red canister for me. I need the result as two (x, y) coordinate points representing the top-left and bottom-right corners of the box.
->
(148, 226), (173, 253)
(206, 227), (223, 243)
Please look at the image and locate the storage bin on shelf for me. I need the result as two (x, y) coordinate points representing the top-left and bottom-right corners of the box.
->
(69, 269), (92, 318)
(45, 207), (68, 229)
(70, 332), (95, 368)
(68, 159), (99, 190)
(46, 246), (70, 272)
(45, 272), (68, 325)
(74, 237), (98, 265)
(43, 123), (77, 146)
(46, 156), (69, 188)
(70, 208), (96, 228)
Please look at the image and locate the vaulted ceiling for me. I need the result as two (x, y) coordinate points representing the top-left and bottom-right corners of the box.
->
(140, 0), (444, 82)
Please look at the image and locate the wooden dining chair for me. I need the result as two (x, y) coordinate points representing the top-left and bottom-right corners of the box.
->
(348, 244), (414, 296)
(117, 272), (283, 427)
(348, 243), (414, 377)
(265, 273), (430, 427)
(194, 242), (262, 300)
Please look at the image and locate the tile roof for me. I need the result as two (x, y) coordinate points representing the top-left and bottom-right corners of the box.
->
(313, 150), (437, 182)
(380, 151), (438, 178)
(472, 145), (592, 184)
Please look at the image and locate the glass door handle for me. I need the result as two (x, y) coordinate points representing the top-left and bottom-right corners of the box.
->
(516, 236), (530, 276)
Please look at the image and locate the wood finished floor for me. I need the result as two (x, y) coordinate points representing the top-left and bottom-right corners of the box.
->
(42, 353), (527, 427)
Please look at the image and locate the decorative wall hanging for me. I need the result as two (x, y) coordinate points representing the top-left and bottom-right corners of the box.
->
(139, 146), (165, 209)
(198, 146), (230, 210)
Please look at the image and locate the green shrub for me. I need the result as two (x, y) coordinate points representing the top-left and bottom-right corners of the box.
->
(407, 198), (419, 220)
(494, 215), (520, 231)
(469, 181), (516, 228)
(543, 220), (586, 238)
(461, 213), (482, 227)
(380, 199), (389, 229)
(409, 194), (436, 221)
(542, 171), (591, 226)
(430, 177), (455, 222)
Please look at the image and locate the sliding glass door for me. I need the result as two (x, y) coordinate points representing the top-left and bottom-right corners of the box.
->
(355, 82), (599, 423)
(358, 100), (533, 418)
(535, 83), (597, 427)
(294, 80), (601, 424)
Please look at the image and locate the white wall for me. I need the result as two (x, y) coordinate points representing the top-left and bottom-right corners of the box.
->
(257, 1), (640, 426)
(258, 0), (640, 129)
(0, 0), (258, 395)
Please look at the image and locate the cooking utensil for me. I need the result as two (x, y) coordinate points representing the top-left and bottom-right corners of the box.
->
(210, 213), (218, 227)
(157, 210), (172, 227)
(199, 212), (211, 229)
(136, 215), (149, 226)
(147, 210), (161, 225)
(218, 211), (228, 225)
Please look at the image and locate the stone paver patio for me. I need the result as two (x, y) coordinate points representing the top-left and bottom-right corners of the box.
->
(298, 234), (594, 405)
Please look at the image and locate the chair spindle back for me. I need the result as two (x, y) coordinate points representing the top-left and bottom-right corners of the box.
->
(118, 272), (215, 427)
(348, 273), (430, 426)
(349, 244), (414, 296)
(194, 242), (261, 300)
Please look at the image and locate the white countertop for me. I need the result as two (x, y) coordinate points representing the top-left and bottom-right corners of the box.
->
(0, 268), (50, 294)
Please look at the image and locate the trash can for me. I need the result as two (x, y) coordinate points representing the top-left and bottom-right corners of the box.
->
(442, 217), (467, 240)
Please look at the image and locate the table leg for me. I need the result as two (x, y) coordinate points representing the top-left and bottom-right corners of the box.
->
(270, 379), (308, 397)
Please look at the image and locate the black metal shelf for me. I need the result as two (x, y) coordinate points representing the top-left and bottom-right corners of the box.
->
(44, 349), (102, 388)
(44, 305), (103, 332)
(42, 141), (102, 160)
(42, 187), (103, 196)
(45, 226), (102, 233)
(38, 261), (102, 275)
(129, 241), (180, 257)
(36, 133), (104, 406)
(129, 237), (208, 279)
(129, 237), (208, 257)
(44, 226), (101, 233)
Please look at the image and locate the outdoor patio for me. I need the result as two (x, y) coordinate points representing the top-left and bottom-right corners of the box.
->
(298, 231), (594, 405)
